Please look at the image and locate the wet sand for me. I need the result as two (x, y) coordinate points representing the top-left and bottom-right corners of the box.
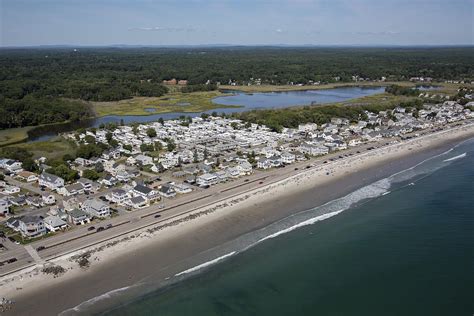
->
(2, 124), (474, 316)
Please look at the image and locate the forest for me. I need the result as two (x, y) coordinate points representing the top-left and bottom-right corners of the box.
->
(1, 46), (473, 129)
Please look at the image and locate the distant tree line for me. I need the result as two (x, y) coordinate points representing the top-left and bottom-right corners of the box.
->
(1, 46), (472, 129)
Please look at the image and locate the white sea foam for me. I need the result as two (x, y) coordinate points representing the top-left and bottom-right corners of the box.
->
(59, 285), (135, 316)
(174, 251), (237, 277)
(443, 152), (466, 162)
(257, 210), (343, 243)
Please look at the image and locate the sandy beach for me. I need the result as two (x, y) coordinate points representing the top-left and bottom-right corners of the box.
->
(1, 122), (474, 315)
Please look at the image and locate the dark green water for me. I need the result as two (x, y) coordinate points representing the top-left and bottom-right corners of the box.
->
(98, 141), (474, 316)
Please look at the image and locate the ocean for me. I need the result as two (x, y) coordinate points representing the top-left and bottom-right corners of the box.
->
(73, 138), (474, 316)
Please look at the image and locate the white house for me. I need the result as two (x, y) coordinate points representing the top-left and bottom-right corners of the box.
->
(41, 193), (56, 205)
(125, 196), (148, 209)
(68, 208), (91, 225)
(281, 152), (296, 164)
(196, 173), (218, 186)
(44, 215), (68, 232)
(131, 184), (160, 201)
(3, 185), (20, 195)
(158, 184), (176, 198)
(82, 198), (111, 218)
(107, 189), (129, 205)
(0, 194), (9, 216)
(39, 172), (65, 190)
(18, 215), (46, 238)
(16, 171), (38, 182)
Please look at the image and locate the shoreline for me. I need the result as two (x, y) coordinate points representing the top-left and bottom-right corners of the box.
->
(1, 123), (474, 315)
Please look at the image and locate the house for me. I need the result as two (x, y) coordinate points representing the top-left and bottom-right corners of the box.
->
(299, 143), (329, 156)
(125, 196), (148, 209)
(39, 172), (65, 190)
(82, 198), (111, 218)
(171, 183), (192, 194)
(226, 167), (241, 178)
(42, 193), (56, 205)
(63, 196), (81, 212)
(16, 171), (38, 182)
(68, 208), (91, 225)
(10, 196), (26, 207)
(116, 170), (132, 182)
(134, 154), (154, 166)
(0, 194), (9, 216)
(3, 185), (20, 195)
(237, 161), (253, 175)
(77, 178), (93, 191)
(281, 152), (296, 164)
(132, 184), (160, 201)
(196, 173), (218, 186)
(18, 215), (46, 238)
(158, 184), (176, 198)
(26, 196), (43, 208)
(59, 183), (84, 196)
(107, 189), (129, 205)
(257, 158), (272, 169)
(100, 174), (118, 187)
(4, 160), (23, 174)
(44, 215), (68, 232)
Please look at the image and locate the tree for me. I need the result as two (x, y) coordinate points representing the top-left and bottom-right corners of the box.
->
(84, 135), (96, 144)
(167, 139), (176, 152)
(62, 153), (74, 162)
(0, 173), (4, 181)
(146, 128), (157, 138)
(154, 141), (163, 151)
(158, 117), (164, 125)
(83, 169), (100, 180)
(193, 149), (199, 163)
(22, 158), (39, 172)
(123, 144), (132, 151)
(230, 122), (239, 130)
(95, 162), (104, 173)
(106, 132), (113, 143)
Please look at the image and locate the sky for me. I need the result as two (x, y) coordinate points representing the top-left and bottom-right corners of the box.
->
(1, 0), (473, 47)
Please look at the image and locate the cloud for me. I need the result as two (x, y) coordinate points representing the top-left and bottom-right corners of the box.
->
(275, 28), (284, 33)
(128, 26), (196, 32)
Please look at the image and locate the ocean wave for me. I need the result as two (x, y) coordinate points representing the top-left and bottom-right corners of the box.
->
(257, 210), (344, 243)
(174, 252), (237, 277)
(443, 152), (467, 162)
(59, 285), (137, 316)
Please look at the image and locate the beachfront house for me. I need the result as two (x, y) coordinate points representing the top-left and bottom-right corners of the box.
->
(39, 172), (65, 190)
(106, 189), (130, 205)
(44, 215), (68, 232)
(125, 196), (148, 209)
(81, 198), (111, 219)
(68, 209), (91, 225)
(158, 184), (176, 198)
(196, 173), (218, 187)
(131, 184), (160, 201)
(18, 215), (46, 238)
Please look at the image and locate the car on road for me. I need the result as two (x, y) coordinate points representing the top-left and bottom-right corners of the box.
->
(36, 246), (46, 251)
(154, 214), (161, 218)
(88, 226), (95, 231)
(244, 179), (249, 182)
(294, 167), (299, 170)
(96, 227), (105, 232)
(306, 165), (311, 169)
(106, 224), (113, 229)
(7, 258), (17, 263)
(259, 181), (264, 184)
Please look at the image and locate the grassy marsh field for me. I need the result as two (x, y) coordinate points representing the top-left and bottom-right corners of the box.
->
(92, 90), (238, 117)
